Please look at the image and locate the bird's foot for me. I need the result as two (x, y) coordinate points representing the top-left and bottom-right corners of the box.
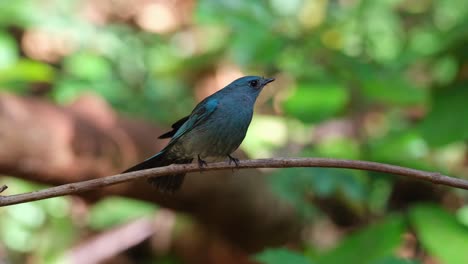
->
(197, 155), (208, 171)
(227, 154), (240, 169)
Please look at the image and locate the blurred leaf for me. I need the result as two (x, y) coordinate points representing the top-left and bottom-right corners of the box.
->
(195, 0), (272, 27)
(0, 32), (18, 69)
(196, 0), (282, 67)
(255, 248), (313, 264)
(371, 256), (420, 264)
(0, 0), (37, 26)
(269, 167), (368, 218)
(431, 56), (458, 85)
(317, 214), (405, 264)
(37, 210), (76, 262)
(0, 178), (75, 257)
(230, 26), (284, 66)
(0, 59), (55, 84)
(367, 177), (393, 215)
(53, 78), (128, 105)
(64, 52), (112, 81)
(269, 168), (319, 219)
(363, 4), (403, 62)
(456, 206), (468, 227)
(316, 138), (361, 160)
(409, 204), (468, 264)
(88, 197), (157, 230)
(420, 86), (468, 146)
(409, 28), (442, 56)
(52, 79), (89, 103)
(243, 115), (288, 158)
(0, 216), (36, 252)
(283, 82), (348, 123)
(368, 130), (430, 169)
(360, 74), (426, 105)
(5, 203), (46, 229)
(433, 0), (468, 31)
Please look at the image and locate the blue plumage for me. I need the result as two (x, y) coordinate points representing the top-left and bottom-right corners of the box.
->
(123, 76), (275, 192)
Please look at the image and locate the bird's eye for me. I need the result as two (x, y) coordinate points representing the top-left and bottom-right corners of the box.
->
(249, 80), (258, 87)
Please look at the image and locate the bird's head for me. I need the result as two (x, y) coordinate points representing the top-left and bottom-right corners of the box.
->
(228, 76), (275, 96)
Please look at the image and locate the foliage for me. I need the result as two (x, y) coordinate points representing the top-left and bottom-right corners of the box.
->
(255, 248), (314, 264)
(1, 0), (468, 263)
(409, 204), (468, 264)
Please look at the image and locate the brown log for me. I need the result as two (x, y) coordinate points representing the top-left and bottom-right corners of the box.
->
(0, 92), (299, 251)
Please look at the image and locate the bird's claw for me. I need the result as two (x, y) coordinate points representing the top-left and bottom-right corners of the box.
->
(197, 155), (208, 170)
(228, 154), (240, 169)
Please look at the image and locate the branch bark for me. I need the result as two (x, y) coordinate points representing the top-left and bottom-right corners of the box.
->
(1, 157), (466, 207)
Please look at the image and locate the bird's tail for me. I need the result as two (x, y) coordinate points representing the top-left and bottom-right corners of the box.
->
(123, 151), (192, 193)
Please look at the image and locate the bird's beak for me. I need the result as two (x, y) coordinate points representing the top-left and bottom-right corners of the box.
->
(263, 77), (275, 85)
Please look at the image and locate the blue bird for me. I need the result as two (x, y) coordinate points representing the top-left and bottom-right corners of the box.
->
(123, 76), (275, 192)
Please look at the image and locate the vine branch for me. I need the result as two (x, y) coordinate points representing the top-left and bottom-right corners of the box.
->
(1, 158), (467, 206)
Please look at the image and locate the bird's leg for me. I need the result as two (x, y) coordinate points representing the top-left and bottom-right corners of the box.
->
(227, 154), (240, 167)
(197, 154), (208, 169)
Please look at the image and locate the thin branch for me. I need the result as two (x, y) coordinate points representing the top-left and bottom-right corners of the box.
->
(1, 158), (467, 206)
(0, 185), (7, 193)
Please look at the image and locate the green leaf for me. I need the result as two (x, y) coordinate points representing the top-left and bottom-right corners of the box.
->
(0, 32), (18, 69)
(364, 6), (403, 62)
(0, 59), (55, 83)
(254, 248), (313, 264)
(269, 168), (319, 219)
(456, 206), (468, 227)
(64, 52), (112, 81)
(316, 138), (361, 160)
(317, 214), (405, 264)
(361, 74), (426, 105)
(371, 256), (420, 264)
(231, 26), (284, 66)
(409, 204), (468, 264)
(242, 115), (288, 158)
(283, 82), (349, 123)
(420, 86), (468, 146)
(431, 56), (458, 85)
(88, 197), (157, 230)
(0, 0), (38, 26)
(368, 130), (430, 170)
(269, 167), (368, 218)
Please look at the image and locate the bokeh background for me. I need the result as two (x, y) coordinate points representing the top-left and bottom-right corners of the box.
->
(1, 0), (468, 263)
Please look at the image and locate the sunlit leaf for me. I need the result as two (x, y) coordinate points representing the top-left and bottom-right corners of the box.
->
(242, 115), (288, 158)
(0, 32), (18, 69)
(456, 206), (468, 227)
(364, 5), (403, 62)
(409, 204), (468, 264)
(315, 138), (361, 160)
(0, 59), (55, 84)
(64, 52), (112, 81)
(88, 197), (157, 230)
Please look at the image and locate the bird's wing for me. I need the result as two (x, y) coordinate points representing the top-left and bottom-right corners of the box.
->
(167, 97), (219, 145)
(158, 115), (190, 139)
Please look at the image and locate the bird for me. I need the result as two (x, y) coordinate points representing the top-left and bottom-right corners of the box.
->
(123, 76), (275, 193)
